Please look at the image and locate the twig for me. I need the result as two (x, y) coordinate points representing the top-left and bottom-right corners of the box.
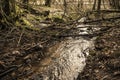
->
(17, 29), (24, 47)
(0, 65), (22, 78)
(5, 27), (16, 38)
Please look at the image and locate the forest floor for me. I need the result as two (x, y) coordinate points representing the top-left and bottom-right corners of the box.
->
(0, 6), (120, 80)
(78, 26), (120, 80)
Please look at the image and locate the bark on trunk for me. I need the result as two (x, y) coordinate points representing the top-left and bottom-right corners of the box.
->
(45, 0), (51, 7)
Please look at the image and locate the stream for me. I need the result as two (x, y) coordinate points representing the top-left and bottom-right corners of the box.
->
(39, 39), (94, 80)
(30, 24), (99, 80)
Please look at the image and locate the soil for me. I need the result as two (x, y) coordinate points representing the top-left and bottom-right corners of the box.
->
(0, 23), (72, 80)
(78, 26), (120, 80)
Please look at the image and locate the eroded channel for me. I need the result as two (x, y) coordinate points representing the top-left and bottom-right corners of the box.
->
(28, 24), (99, 80)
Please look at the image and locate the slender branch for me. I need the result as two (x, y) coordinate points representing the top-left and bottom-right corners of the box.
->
(91, 10), (120, 13)
(84, 16), (120, 23)
(17, 29), (24, 47)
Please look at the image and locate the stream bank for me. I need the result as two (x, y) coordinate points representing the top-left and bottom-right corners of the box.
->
(0, 20), (120, 80)
(0, 23), (96, 80)
(78, 26), (120, 80)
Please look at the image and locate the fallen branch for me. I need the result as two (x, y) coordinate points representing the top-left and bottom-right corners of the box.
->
(52, 33), (99, 38)
(91, 10), (120, 13)
(52, 27), (112, 38)
(84, 16), (120, 24)
(0, 65), (22, 78)
(17, 29), (24, 47)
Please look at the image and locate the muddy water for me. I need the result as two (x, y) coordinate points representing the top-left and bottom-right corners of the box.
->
(39, 38), (94, 80)
(28, 25), (97, 80)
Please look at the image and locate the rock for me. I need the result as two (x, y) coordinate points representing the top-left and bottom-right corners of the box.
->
(78, 17), (87, 23)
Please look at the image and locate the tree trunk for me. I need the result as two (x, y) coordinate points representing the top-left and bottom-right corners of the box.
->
(63, 0), (67, 17)
(92, 0), (97, 10)
(23, 0), (29, 4)
(109, 0), (120, 9)
(0, 0), (16, 27)
(45, 0), (51, 7)
(1, 0), (16, 15)
(97, 0), (101, 11)
(3, 0), (10, 15)
(78, 0), (83, 10)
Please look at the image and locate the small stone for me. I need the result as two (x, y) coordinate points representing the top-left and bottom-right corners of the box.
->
(12, 51), (21, 55)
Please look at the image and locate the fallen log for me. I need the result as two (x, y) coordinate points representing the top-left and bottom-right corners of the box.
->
(84, 16), (120, 24)
(91, 10), (120, 13)
(51, 27), (112, 38)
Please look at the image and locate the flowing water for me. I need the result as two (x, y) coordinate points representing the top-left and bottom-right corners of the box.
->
(39, 38), (94, 80)
(29, 24), (99, 80)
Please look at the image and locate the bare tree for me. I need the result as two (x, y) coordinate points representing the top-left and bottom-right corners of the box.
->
(63, 0), (67, 17)
(0, 0), (16, 27)
(92, 0), (101, 11)
(92, 0), (97, 10)
(97, 0), (101, 10)
(45, 0), (51, 7)
(109, 0), (120, 9)
(78, 0), (83, 10)
(23, 0), (29, 4)
(0, 0), (16, 15)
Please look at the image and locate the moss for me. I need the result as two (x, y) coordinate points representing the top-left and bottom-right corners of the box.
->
(34, 16), (43, 21)
(89, 49), (97, 56)
(22, 18), (33, 26)
(16, 5), (23, 15)
(17, 17), (39, 30)
(52, 17), (64, 23)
